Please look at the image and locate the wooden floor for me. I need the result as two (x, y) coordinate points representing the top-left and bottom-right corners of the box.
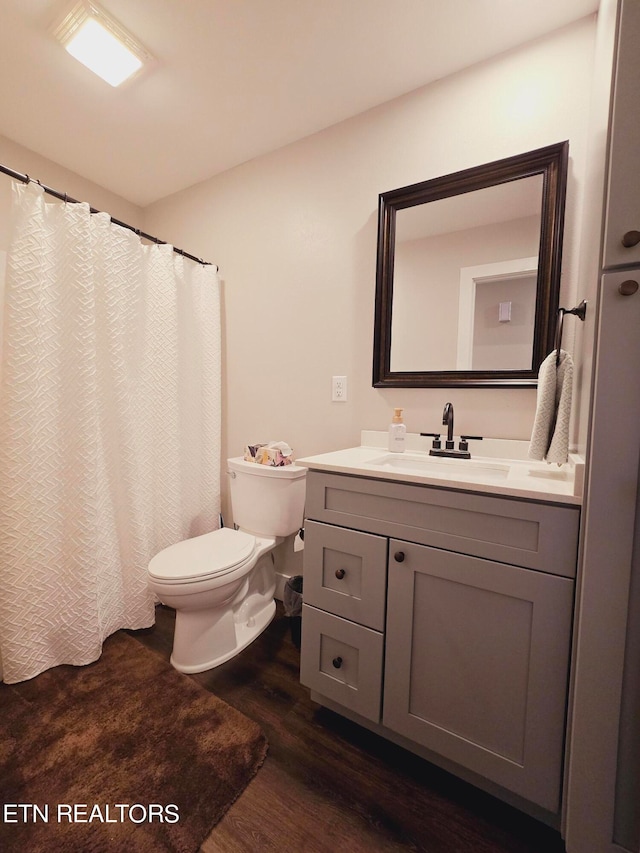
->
(133, 604), (567, 853)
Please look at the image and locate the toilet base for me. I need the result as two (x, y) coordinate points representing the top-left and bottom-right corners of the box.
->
(170, 598), (276, 673)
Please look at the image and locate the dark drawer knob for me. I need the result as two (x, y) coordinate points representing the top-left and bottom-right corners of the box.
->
(394, 551), (405, 563)
(335, 568), (346, 580)
(622, 230), (640, 248)
(332, 656), (343, 669)
(619, 279), (639, 296)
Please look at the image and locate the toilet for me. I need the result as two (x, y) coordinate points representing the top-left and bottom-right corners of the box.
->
(148, 456), (307, 673)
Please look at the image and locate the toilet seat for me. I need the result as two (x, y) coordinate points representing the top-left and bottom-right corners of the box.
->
(148, 527), (256, 585)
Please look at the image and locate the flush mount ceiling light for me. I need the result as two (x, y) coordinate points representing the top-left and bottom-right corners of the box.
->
(52, 1), (152, 87)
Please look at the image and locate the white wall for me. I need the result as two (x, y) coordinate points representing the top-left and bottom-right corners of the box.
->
(0, 134), (142, 252)
(143, 18), (596, 494)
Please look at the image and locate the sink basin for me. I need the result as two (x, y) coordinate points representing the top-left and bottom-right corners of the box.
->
(364, 453), (511, 482)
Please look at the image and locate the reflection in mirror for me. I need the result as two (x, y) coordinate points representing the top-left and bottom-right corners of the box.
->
(373, 142), (569, 388)
(457, 255), (538, 370)
(391, 176), (543, 372)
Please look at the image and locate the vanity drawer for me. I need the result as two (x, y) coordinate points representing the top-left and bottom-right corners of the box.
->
(303, 521), (387, 630)
(305, 471), (580, 577)
(300, 604), (383, 723)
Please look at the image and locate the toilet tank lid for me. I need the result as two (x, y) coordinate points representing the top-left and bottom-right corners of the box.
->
(227, 457), (307, 479)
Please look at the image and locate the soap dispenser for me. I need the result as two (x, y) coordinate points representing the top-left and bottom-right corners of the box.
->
(388, 408), (406, 453)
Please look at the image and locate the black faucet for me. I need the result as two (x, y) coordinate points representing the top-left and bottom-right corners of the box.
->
(442, 402), (455, 450)
(420, 402), (483, 459)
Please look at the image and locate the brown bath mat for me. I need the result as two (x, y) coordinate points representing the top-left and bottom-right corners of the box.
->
(0, 631), (267, 852)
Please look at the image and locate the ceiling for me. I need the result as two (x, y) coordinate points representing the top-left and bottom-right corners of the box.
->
(0, 0), (599, 208)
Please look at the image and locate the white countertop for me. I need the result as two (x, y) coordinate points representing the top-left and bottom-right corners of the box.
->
(297, 433), (583, 506)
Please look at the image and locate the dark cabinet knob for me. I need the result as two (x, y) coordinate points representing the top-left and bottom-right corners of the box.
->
(621, 230), (640, 248)
(332, 656), (343, 669)
(335, 568), (346, 579)
(619, 279), (639, 296)
(394, 551), (405, 562)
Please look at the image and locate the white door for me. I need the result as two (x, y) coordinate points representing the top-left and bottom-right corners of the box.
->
(565, 270), (640, 852)
(603, 0), (640, 270)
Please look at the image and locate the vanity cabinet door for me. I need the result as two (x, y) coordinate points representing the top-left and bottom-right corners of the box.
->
(303, 521), (387, 630)
(383, 540), (574, 813)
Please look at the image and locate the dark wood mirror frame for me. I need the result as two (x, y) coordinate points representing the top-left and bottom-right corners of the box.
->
(372, 141), (569, 388)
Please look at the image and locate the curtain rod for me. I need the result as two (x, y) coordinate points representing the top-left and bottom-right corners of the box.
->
(0, 162), (216, 270)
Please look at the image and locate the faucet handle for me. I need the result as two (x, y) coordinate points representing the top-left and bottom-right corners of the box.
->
(459, 435), (483, 452)
(420, 432), (442, 450)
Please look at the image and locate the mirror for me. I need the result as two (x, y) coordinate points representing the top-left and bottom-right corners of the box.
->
(373, 141), (569, 387)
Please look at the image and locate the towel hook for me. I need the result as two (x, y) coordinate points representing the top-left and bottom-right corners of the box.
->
(555, 300), (587, 366)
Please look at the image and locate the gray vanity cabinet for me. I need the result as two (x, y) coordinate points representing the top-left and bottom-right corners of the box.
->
(300, 470), (580, 816)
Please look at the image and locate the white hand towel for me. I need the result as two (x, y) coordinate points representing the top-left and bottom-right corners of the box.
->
(528, 349), (574, 465)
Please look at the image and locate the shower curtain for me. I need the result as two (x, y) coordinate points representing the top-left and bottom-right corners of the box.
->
(0, 181), (221, 683)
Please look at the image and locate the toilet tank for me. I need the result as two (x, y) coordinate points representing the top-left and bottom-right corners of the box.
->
(227, 457), (307, 537)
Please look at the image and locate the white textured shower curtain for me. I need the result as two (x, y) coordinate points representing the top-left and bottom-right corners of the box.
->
(0, 181), (221, 683)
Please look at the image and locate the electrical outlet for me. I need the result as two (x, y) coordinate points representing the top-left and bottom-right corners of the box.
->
(332, 375), (347, 402)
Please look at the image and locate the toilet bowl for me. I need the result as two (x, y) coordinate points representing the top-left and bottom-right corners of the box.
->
(147, 457), (306, 673)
